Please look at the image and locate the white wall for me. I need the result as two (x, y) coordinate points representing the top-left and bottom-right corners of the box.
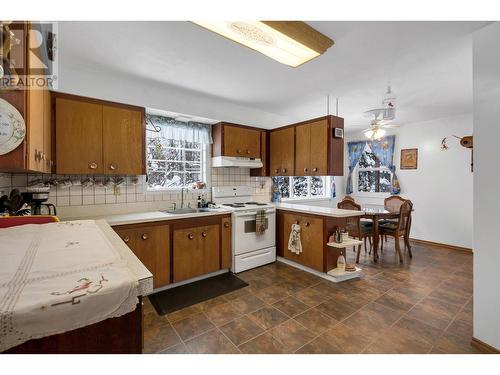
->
(343, 113), (473, 249)
(473, 21), (500, 350)
(56, 65), (289, 129)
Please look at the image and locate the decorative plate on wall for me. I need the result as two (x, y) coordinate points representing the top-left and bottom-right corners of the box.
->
(0, 98), (25, 155)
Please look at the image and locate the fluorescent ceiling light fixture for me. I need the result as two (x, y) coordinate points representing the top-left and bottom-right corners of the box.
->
(192, 21), (334, 67)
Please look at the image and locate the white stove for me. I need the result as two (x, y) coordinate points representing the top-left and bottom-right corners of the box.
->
(212, 186), (276, 273)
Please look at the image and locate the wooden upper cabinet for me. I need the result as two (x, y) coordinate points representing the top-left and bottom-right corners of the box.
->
(295, 119), (329, 176)
(54, 93), (145, 175)
(250, 130), (269, 177)
(270, 127), (295, 176)
(0, 22), (52, 173)
(55, 97), (104, 174)
(103, 105), (145, 175)
(27, 86), (45, 172)
(295, 124), (311, 175)
(42, 88), (52, 173)
(212, 122), (262, 159)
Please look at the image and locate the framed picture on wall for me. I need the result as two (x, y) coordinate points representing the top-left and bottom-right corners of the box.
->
(400, 148), (418, 169)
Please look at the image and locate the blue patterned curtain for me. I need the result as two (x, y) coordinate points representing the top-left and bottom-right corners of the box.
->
(367, 135), (400, 194)
(329, 176), (336, 199)
(346, 141), (367, 194)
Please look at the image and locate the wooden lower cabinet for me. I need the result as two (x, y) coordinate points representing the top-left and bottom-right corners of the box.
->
(114, 223), (170, 288)
(281, 212), (324, 272)
(173, 224), (220, 283)
(114, 214), (231, 287)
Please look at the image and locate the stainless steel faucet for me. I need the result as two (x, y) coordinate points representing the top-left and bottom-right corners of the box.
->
(181, 187), (186, 209)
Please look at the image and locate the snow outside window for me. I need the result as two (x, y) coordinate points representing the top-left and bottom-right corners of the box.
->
(277, 176), (329, 200)
(146, 137), (207, 190)
(356, 144), (392, 193)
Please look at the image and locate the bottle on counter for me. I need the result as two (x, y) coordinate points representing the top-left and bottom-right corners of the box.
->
(197, 196), (202, 208)
(337, 250), (346, 272)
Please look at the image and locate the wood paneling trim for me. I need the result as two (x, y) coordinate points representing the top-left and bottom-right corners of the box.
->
(51, 91), (144, 112)
(211, 123), (223, 157)
(269, 115), (333, 132)
(4, 299), (143, 354)
(215, 121), (265, 132)
(471, 337), (500, 354)
(409, 238), (473, 254)
(261, 22), (334, 54)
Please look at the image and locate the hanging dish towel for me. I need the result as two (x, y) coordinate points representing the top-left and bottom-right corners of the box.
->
(255, 209), (267, 235)
(288, 223), (302, 255)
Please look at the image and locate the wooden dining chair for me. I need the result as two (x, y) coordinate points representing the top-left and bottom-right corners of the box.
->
(379, 200), (413, 263)
(337, 199), (373, 263)
(380, 196), (409, 245)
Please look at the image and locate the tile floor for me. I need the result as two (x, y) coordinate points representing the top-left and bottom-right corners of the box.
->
(143, 240), (477, 354)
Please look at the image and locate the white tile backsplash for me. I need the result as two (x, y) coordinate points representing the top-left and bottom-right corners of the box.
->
(0, 166), (272, 218)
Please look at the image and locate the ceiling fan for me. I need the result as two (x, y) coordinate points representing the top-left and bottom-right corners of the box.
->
(362, 86), (400, 140)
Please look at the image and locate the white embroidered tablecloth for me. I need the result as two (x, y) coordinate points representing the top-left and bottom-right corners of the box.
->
(0, 220), (139, 352)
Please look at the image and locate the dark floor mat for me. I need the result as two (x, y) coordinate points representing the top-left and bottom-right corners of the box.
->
(148, 273), (248, 316)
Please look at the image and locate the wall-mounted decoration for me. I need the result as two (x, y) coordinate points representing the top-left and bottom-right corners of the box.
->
(0, 98), (26, 155)
(400, 148), (418, 170)
(440, 134), (473, 172)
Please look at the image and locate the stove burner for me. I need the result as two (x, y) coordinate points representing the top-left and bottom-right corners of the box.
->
(245, 202), (268, 206)
(223, 203), (246, 208)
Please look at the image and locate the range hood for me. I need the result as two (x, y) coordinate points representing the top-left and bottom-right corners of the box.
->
(212, 156), (263, 169)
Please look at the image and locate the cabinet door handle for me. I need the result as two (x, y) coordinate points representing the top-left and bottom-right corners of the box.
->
(224, 222), (230, 228)
(237, 149), (242, 154)
(305, 222), (310, 227)
(281, 168), (286, 173)
(188, 233), (194, 240)
(201, 231), (207, 238)
(109, 164), (117, 170)
(246, 150), (250, 154)
(304, 168), (308, 172)
(88, 162), (98, 170)
(141, 234), (148, 240)
(123, 236), (130, 243)
(275, 168), (279, 173)
(312, 168), (318, 172)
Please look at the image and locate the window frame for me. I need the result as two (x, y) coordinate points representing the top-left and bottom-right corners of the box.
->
(145, 137), (208, 192)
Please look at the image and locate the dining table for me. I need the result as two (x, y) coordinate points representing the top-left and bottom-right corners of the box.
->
(361, 204), (398, 262)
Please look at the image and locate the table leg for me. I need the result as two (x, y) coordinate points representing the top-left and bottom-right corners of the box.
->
(372, 216), (379, 262)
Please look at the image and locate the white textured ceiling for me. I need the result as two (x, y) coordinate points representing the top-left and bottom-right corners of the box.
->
(58, 21), (487, 130)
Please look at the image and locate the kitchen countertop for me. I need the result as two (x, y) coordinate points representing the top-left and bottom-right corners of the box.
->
(274, 202), (365, 218)
(87, 208), (232, 226)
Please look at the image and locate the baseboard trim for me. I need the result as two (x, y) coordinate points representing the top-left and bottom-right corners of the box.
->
(409, 238), (473, 254)
(471, 337), (500, 353)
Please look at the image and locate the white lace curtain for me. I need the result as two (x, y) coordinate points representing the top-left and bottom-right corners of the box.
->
(146, 114), (213, 144)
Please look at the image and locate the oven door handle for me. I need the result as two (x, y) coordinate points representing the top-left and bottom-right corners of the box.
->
(235, 210), (275, 218)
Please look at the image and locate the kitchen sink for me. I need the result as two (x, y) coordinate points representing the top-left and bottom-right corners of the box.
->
(162, 208), (212, 215)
